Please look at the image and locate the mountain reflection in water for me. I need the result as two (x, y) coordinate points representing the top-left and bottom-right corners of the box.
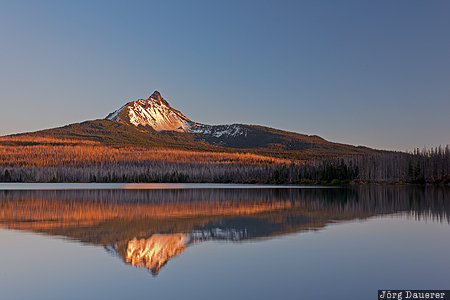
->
(126, 233), (188, 275)
(0, 186), (448, 275)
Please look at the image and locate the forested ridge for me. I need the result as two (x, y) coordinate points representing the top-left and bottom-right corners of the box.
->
(0, 136), (448, 184)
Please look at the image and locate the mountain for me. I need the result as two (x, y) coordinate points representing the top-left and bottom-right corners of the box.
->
(18, 90), (379, 159)
(106, 91), (191, 132)
(104, 90), (255, 142)
(104, 91), (332, 148)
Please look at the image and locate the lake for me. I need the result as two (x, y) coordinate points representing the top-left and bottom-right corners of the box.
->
(0, 184), (449, 300)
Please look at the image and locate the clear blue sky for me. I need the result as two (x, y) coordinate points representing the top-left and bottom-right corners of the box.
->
(0, 0), (449, 151)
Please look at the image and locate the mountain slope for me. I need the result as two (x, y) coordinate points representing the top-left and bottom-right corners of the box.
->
(15, 90), (381, 160)
(26, 119), (217, 151)
(21, 118), (379, 160)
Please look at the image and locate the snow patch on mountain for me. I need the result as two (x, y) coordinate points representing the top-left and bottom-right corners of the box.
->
(126, 100), (190, 131)
(189, 124), (247, 138)
(106, 104), (127, 122)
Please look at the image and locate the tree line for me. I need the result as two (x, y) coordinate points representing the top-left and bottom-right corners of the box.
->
(0, 145), (448, 184)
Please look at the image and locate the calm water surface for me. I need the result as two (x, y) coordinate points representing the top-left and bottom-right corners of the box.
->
(0, 184), (448, 300)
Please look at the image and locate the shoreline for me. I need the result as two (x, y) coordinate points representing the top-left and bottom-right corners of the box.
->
(0, 181), (448, 191)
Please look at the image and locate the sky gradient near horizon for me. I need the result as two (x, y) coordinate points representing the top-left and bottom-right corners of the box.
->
(0, 0), (449, 151)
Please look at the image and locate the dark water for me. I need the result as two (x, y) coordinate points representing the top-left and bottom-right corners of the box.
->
(0, 185), (449, 300)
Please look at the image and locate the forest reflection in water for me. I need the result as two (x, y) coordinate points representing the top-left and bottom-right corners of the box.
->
(0, 185), (448, 275)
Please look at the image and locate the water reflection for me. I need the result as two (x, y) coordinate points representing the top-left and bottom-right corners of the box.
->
(126, 233), (188, 275)
(0, 186), (448, 275)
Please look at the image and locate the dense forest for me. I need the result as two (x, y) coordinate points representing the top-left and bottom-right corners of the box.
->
(0, 136), (448, 184)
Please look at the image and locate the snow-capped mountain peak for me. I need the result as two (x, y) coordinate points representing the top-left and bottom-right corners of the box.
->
(106, 90), (249, 142)
(106, 90), (191, 132)
(148, 90), (168, 106)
